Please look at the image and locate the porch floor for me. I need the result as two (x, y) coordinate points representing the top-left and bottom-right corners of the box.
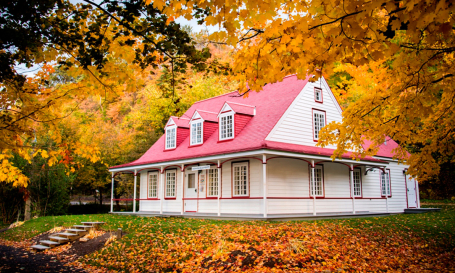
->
(111, 211), (395, 221)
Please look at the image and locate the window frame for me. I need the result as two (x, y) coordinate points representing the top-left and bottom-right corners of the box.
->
(165, 169), (177, 199)
(312, 109), (327, 142)
(380, 169), (392, 197)
(206, 167), (219, 198)
(309, 164), (324, 197)
(165, 125), (177, 150)
(219, 112), (234, 141)
(231, 161), (249, 197)
(190, 120), (204, 146)
(147, 171), (159, 199)
(352, 168), (362, 197)
(314, 87), (323, 103)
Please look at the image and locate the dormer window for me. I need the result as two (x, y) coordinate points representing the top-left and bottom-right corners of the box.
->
(190, 121), (203, 145)
(165, 127), (176, 149)
(315, 87), (323, 103)
(220, 113), (234, 140)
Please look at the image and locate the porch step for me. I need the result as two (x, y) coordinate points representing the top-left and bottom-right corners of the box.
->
(31, 244), (50, 251)
(49, 236), (70, 243)
(81, 222), (105, 226)
(73, 225), (94, 230)
(39, 240), (60, 247)
(404, 208), (441, 214)
(66, 228), (87, 233)
(55, 232), (78, 238)
(31, 221), (105, 252)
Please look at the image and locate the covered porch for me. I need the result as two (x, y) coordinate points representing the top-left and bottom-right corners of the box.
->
(109, 149), (394, 219)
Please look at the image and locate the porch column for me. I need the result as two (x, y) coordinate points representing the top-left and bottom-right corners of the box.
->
(311, 160), (316, 216)
(160, 166), (164, 214)
(350, 164), (355, 214)
(384, 168), (389, 213)
(133, 170), (137, 213)
(181, 164), (185, 215)
(110, 174), (115, 213)
(217, 160), (221, 216)
(262, 154), (267, 218)
(416, 179), (420, 208)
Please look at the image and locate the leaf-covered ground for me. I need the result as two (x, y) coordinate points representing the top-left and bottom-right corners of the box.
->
(1, 205), (454, 272)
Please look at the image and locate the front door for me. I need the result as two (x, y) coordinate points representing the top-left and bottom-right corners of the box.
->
(407, 175), (417, 208)
(185, 172), (198, 212)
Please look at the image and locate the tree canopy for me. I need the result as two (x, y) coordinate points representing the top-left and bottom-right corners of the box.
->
(0, 0), (218, 186)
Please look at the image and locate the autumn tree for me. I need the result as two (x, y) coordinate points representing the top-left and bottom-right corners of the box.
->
(158, 0), (455, 181)
(0, 0), (217, 188)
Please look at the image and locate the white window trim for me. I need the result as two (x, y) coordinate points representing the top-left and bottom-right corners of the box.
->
(190, 120), (204, 145)
(165, 170), (177, 198)
(232, 162), (248, 196)
(313, 109), (326, 141)
(207, 167), (219, 197)
(148, 172), (159, 198)
(381, 170), (391, 197)
(310, 165), (324, 197)
(315, 87), (323, 102)
(219, 112), (234, 140)
(353, 169), (362, 197)
(165, 125), (177, 149)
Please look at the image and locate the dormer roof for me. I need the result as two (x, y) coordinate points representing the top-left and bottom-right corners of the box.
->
(218, 101), (256, 117)
(190, 110), (218, 123)
(167, 116), (190, 128)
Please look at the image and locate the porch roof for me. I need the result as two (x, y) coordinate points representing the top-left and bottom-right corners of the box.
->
(110, 141), (386, 171)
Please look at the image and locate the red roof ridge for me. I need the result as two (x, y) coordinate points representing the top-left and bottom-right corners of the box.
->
(196, 109), (218, 114)
(225, 101), (256, 108)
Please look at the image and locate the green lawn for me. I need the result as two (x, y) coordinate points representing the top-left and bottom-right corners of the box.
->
(1, 205), (453, 271)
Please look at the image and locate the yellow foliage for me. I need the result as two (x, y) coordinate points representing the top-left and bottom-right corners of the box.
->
(0, 151), (29, 187)
(161, 0), (455, 181)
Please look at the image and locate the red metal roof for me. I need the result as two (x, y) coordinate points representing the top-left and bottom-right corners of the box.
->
(362, 138), (409, 159)
(111, 75), (390, 169)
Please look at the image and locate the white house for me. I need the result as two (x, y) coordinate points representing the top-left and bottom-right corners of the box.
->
(109, 75), (420, 219)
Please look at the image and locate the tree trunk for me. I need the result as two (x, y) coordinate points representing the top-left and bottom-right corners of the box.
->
(24, 197), (31, 221)
(99, 190), (103, 206)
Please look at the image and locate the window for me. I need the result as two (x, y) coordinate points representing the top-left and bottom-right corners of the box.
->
(190, 121), (203, 145)
(381, 170), (391, 197)
(165, 127), (176, 149)
(310, 165), (323, 197)
(315, 87), (323, 102)
(207, 168), (219, 197)
(148, 172), (158, 198)
(166, 170), (176, 198)
(220, 114), (234, 140)
(353, 169), (362, 197)
(313, 110), (326, 140)
(187, 173), (196, 188)
(233, 162), (248, 196)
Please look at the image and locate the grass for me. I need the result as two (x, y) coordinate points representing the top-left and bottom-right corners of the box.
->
(2, 205), (454, 248)
(1, 205), (454, 271)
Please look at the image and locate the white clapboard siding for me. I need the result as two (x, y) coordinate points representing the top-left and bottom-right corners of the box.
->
(387, 161), (408, 212)
(198, 199), (218, 213)
(266, 158), (309, 197)
(361, 167), (382, 198)
(136, 158), (411, 215)
(268, 199), (314, 214)
(266, 77), (342, 149)
(220, 199), (263, 214)
(323, 163), (351, 197)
